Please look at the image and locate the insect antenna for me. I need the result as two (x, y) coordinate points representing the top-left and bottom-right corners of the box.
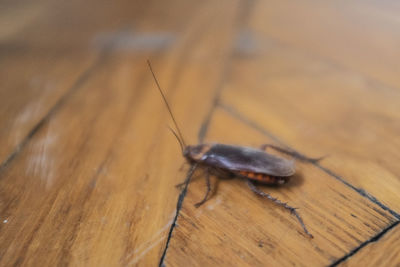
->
(167, 125), (184, 153)
(147, 60), (187, 150)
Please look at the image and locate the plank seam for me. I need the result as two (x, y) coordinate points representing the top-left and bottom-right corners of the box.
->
(158, 164), (198, 266)
(158, 1), (257, 265)
(197, 2), (255, 144)
(158, 51), (232, 267)
(219, 102), (400, 265)
(219, 103), (400, 220)
(316, 164), (400, 220)
(0, 47), (111, 176)
(329, 220), (400, 266)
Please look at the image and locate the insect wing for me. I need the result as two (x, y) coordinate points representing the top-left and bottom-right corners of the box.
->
(203, 144), (295, 177)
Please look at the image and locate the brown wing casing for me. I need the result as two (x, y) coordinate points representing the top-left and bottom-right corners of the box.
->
(186, 144), (292, 185)
(202, 144), (295, 177)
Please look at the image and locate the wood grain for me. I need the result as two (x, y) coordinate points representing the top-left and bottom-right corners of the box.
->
(251, 0), (400, 89)
(0, 0), (144, 166)
(220, 47), (400, 214)
(219, 0), (400, 214)
(341, 222), (400, 266)
(164, 108), (396, 266)
(1, 0), (400, 266)
(0, 0), (242, 265)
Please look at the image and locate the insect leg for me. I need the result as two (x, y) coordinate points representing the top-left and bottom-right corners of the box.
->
(177, 163), (199, 191)
(260, 144), (324, 164)
(211, 168), (235, 180)
(194, 170), (211, 208)
(176, 176), (202, 189)
(175, 182), (185, 189)
(175, 166), (201, 189)
(246, 180), (313, 238)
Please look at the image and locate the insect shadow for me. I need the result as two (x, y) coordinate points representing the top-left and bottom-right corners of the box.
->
(148, 60), (323, 238)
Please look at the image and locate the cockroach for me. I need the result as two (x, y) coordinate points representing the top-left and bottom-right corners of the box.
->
(147, 60), (319, 238)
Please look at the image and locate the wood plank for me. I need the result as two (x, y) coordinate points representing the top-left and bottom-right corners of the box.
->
(250, 0), (400, 89)
(0, 0), (242, 265)
(164, 108), (396, 266)
(0, 0), (49, 42)
(0, 47), (98, 166)
(0, 0), (145, 166)
(2, 0), (400, 265)
(0, 0), (182, 166)
(339, 223), (400, 266)
(219, 7), (400, 213)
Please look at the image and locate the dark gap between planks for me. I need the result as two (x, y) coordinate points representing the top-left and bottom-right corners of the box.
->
(158, 1), (257, 265)
(219, 103), (400, 220)
(219, 103), (400, 265)
(0, 46), (112, 175)
(329, 220), (400, 266)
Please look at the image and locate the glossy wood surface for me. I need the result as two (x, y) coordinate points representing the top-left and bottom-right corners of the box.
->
(1, 0), (399, 266)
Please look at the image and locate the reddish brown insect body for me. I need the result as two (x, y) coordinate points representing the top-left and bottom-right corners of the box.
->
(147, 60), (316, 238)
(184, 143), (294, 185)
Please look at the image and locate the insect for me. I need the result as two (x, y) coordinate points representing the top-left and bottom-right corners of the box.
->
(147, 60), (319, 238)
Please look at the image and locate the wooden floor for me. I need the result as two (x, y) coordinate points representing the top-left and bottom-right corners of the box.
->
(1, 0), (400, 266)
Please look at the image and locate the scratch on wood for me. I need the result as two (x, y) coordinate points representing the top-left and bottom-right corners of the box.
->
(195, 197), (223, 218)
(0, 43), (110, 174)
(128, 236), (166, 266)
(12, 102), (43, 145)
(207, 196), (222, 210)
(125, 213), (175, 265)
(26, 121), (58, 189)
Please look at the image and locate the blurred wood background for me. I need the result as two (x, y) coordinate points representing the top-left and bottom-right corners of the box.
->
(1, 0), (400, 266)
